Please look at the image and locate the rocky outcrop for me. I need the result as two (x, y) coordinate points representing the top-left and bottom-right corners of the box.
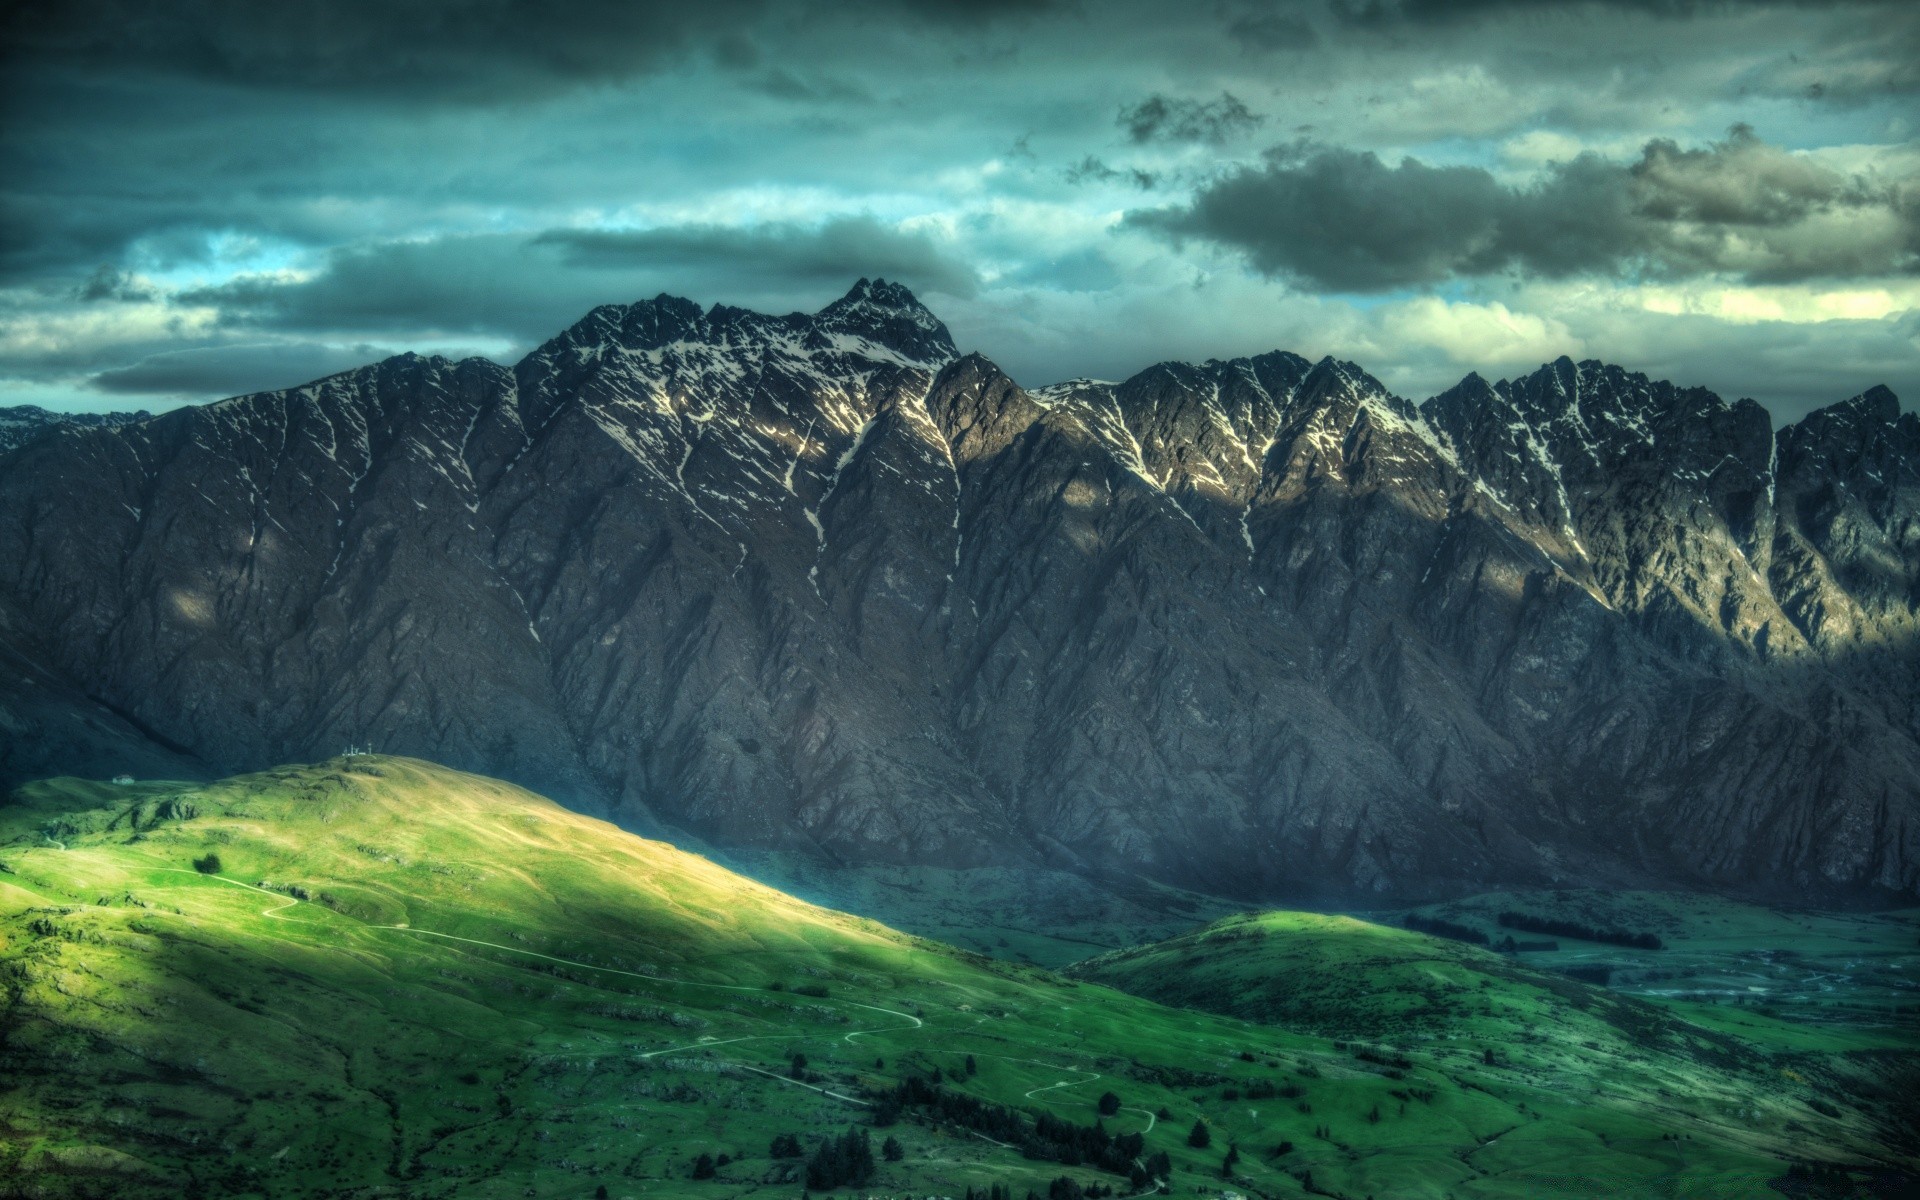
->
(0, 281), (1913, 902)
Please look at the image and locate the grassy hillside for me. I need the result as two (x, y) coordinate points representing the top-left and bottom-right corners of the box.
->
(0, 758), (1908, 1199)
(1071, 910), (1919, 1198)
(1393, 889), (1920, 1049)
(718, 849), (1239, 968)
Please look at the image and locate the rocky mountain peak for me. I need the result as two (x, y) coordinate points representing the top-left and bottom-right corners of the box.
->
(3, 288), (1917, 906)
(926, 353), (1039, 463)
(811, 277), (957, 367)
(1776, 384), (1917, 509)
(1796, 384), (1906, 436)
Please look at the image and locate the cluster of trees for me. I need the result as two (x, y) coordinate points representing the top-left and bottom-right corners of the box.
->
(804, 1128), (874, 1189)
(871, 1076), (1149, 1184)
(958, 1182), (1119, 1200)
(768, 1133), (804, 1158)
(1222, 1078), (1292, 1101)
(766, 980), (832, 997)
(872, 1075), (1027, 1142)
(1352, 1046), (1413, 1071)
(1494, 935), (1560, 953)
(1498, 911), (1663, 950)
(1032, 1111), (1145, 1175)
(1782, 1161), (1854, 1186)
(1402, 914), (1488, 945)
(191, 853), (222, 875)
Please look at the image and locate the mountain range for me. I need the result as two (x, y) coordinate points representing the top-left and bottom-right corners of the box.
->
(1, 280), (1914, 904)
(0, 403), (148, 454)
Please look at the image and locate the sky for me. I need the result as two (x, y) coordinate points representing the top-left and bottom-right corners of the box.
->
(2, 0), (1916, 424)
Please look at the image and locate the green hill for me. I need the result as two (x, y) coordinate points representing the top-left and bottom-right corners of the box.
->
(0, 758), (1910, 1198)
(1071, 910), (1919, 1197)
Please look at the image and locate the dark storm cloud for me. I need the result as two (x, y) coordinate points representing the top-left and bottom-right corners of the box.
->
(178, 236), (541, 338)
(1064, 157), (1159, 188)
(1137, 127), (1920, 290)
(1321, 0), (1920, 105)
(1328, 0), (1891, 23)
(749, 69), (876, 104)
(1221, 8), (1318, 53)
(182, 219), (977, 344)
(536, 219), (980, 297)
(2, 0), (1063, 102)
(1120, 93), (1265, 145)
(89, 341), (391, 398)
(73, 266), (158, 304)
(5, 0), (1918, 419)
(3, 0), (770, 100)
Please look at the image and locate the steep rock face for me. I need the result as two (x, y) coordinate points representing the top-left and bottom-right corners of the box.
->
(1425, 364), (1920, 894)
(0, 281), (1914, 902)
(0, 593), (206, 788)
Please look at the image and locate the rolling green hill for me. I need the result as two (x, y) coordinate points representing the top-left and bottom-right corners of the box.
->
(1, 757), (1911, 1198)
(1393, 889), (1920, 1047)
(1071, 910), (1919, 1198)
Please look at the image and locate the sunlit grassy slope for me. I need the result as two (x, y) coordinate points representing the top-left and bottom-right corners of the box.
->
(1, 757), (1910, 1199)
(1071, 910), (1919, 1197)
(718, 849), (1240, 968)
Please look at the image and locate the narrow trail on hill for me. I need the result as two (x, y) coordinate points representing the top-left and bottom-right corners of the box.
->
(142, 863), (1150, 1137)
(153, 868), (316, 921)
(369, 923), (929, 1052)
(737, 1063), (872, 1106)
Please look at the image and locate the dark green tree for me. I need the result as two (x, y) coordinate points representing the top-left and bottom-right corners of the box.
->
(882, 1135), (904, 1162)
(1096, 1091), (1120, 1116)
(192, 853), (222, 875)
(806, 1127), (875, 1190)
(1187, 1120), (1211, 1149)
